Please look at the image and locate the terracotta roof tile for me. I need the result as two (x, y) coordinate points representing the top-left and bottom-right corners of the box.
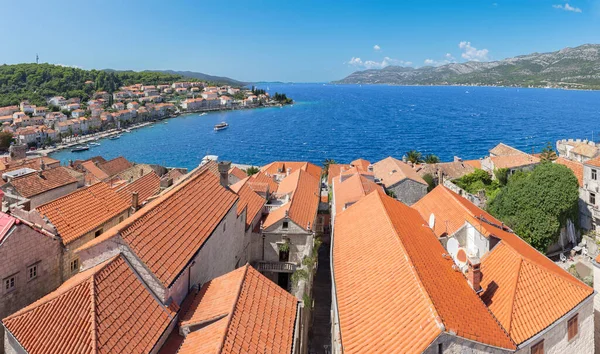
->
(464, 159), (482, 169)
(1, 156), (59, 173)
(82, 160), (110, 184)
(98, 156), (133, 177)
(327, 164), (351, 185)
(413, 185), (593, 344)
(571, 143), (598, 158)
(333, 190), (515, 352)
(372, 156), (427, 187)
(8, 166), (77, 198)
(416, 161), (476, 180)
(249, 171), (278, 194)
(236, 183), (265, 229)
(177, 265), (298, 354)
(261, 161), (322, 180)
(228, 166), (247, 180)
(333, 173), (382, 215)
(36, 182), (130, 245)
(585, 155), (600, 168)
(489, 154), (540, 169)
(80, 165), (238, 288)
(350, 158), (371, 171)
(555, 157), (583, 187)
(2, 255), (175, 354)
(117, 171), (161, 205)
(263, 169), (320, 231)
(489, 143), (526, 156)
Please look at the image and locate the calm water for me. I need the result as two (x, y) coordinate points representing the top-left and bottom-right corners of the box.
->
(51, 84), (600, 169)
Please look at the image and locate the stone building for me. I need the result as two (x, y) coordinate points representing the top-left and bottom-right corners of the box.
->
(581, 156), (600, 231)
(481, 143), (540, 177)
(557, 139), (599, 162)
(372, 156), (428, 205)
(230, 179), (266, 266)
(1, 166), (80, 210)
(75, 161), (246, 306)
(12, 182), (132, 282)
(0, 213), (62, 351)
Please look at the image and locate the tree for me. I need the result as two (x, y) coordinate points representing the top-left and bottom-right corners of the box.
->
(245, 166), (259, 176)
(0, 132), (14, 151)
(424, 154), (440, 164)
(488, 163), (579, 252)
(422, 173), (436, 192)
(323, 158), (336, 176)
(494, 168), (510, 186)
(540, 142), (558, 161)
(405, 150), (424, 164)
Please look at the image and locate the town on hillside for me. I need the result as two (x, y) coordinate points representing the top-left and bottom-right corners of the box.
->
(0, 139), (599, 353)
(0, 82), (289, 150)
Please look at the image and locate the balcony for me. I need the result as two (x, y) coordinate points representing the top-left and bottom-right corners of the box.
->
(255, 261), (296, 273)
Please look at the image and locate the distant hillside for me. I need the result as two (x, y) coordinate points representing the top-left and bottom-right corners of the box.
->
(334, 44), (600, 89)
(147, 70), (245, 86)
(0, 63), (184, 107)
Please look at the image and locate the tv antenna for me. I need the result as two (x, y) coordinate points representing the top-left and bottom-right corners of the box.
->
(36, 54), (39, 64)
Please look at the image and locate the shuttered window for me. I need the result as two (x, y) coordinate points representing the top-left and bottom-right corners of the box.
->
(568, 314), (579, 340)
(531, 340), (544, 354)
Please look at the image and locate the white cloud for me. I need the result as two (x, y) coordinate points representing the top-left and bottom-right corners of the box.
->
(347, 56), (411, 69)
(445, 53), (455, 60)
(553, 3), (582, 12)
(373, 44), (381, 51)
(424, 59), (436, 65)
(458, 41), (490, 61)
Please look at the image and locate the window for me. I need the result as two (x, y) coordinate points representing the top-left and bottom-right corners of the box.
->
(119, 216), (124, 223)
(531, 340), (544, 354)
(568, 313), (579, 340)
(590, 192), (596, 205)
(593, 169), (598, 181)
(70, 258), (79, 273)
(437, 343), (443, 354)
(282, 221), (289, 230)
(28, 264), (38, 281)
(4, 275), (15, 293)
(95, 228), (103, 238)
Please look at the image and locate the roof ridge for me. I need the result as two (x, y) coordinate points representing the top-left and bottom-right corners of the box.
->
(89, 276), (99, 353)
(217, 264), (249, 353)
(374, 191), (444, 331)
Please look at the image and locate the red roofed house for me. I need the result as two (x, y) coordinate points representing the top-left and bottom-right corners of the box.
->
(75, 161), (247, 306)
(0, 212), (62, 351)
(2, 254), (177, 354)
(12, 182), (133, 282)
(372, 156), (428, 205)
(163, 264), (300, 354)
(481, 143), (541, 176)
(228, 165), (247, 185)
(331, 189), (517, 353)
(412, 185), (594, 353)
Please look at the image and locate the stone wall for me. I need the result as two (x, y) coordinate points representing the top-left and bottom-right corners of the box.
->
(29, 182), (78, 210)
(3, 329), (26, 354)
(0, 225), (62, 353)
(424, 333), (512, 354)
(390, 178), (427, 206)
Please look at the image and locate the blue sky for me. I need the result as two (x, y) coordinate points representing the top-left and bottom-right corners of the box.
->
(1, 0), (599, 82)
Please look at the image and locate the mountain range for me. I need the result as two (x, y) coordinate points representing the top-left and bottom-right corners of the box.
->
(334, 44), (600, 89)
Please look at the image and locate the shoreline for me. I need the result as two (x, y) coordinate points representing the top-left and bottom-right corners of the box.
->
(327, 82), (600, 92)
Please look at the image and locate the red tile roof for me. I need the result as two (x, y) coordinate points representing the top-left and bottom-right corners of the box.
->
(413, 185), (593, 344)
(98, 156), (132, 177)
(177, 265), (298, 354)
(36, 182), (130, 245)
(327, 164), (351, 185)
(263, 169), (320, 231)
(236, 183), (265, 229)
(8, 166), (77, 198)
(489, 143), (526, 156)
(372, 156), (427, 187)
(80, 166), (238, 288)
(333, 190), (515, 352)
(585, 155), (600, 168)
(2, 255), (175, 354)
(350, 158), (371, 171)
(117, 171), (161, 205)
(249, 171), (278, 194)
(81, 160), (110, 184)
(228, 166), (247, 180)
(489, 154), (540, 169)
(0, 156), (60, 173)
(260, 161), (322, 180)
(333, 173), (382, 215)
(555, 157), (583, 187)
(464, 159), (482, 169)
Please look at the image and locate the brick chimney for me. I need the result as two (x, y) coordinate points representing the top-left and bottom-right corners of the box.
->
(131, 192), (139, 211)
(467, 256), (482, 293)
(217, 161), (231, 188)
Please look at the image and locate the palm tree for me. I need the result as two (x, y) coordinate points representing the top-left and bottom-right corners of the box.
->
(406, 150), (424, 164)
(424, 154), (440, 164)
(540, 142), (557, 162)
(323, 158), (336, 176)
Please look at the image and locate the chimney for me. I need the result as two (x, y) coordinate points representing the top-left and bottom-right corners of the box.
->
(131, 192), (139, 211)
(217, 161), (231, 188)
(287, 167), (291, 176)
(467, 256), (482, 293)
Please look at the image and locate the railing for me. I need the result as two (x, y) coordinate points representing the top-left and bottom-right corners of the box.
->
(255, 261), (296, 273)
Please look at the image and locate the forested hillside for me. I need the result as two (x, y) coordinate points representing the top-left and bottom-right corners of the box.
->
(0, 63), (185, 107)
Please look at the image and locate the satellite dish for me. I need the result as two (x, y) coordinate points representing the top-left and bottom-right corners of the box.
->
(446, 237), (459, 258)
(428, 213), (436, 229)
(456, 248), (468, 267)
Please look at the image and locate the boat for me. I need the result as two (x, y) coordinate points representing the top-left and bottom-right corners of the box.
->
(89, 142), (101, 147)
(199, 113), (207, 116)
(71, 145), (89, 152)
(108, 135), (121, 140)
(214, 122), (229, 131)
(164, 121), (168, 124)
(124, 129), (131, 133)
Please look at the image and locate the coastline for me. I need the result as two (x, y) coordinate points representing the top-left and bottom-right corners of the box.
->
(328, 82), (599, 92)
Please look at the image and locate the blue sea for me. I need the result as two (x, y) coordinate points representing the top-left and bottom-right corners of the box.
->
(50, 84), (600, 169)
